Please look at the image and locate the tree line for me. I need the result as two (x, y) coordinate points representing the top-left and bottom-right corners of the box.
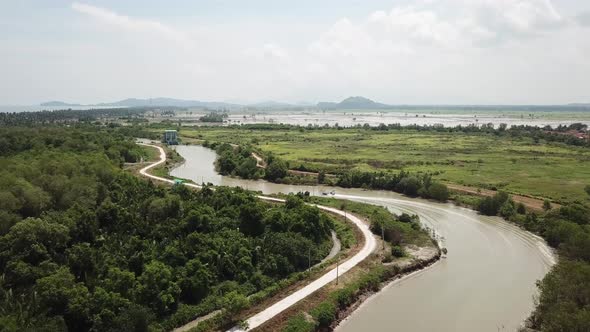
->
(199, 112), (228, 123)
(336, 170), (449, 202)
(206, 142), (289, 182)
(209, 122), (590, 148)
(0, 126), (334, 331)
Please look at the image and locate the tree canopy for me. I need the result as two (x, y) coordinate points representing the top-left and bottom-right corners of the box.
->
(0, 126), (333, 331)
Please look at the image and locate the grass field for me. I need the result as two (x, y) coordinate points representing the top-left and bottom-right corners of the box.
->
(178, 127), (590, 204)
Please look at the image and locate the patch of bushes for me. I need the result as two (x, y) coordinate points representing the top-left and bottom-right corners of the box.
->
(283, 313), (315, 332)
(391, 246), (405, 258)
(311, 302), (336, 328)
(336, 171), (449, 202)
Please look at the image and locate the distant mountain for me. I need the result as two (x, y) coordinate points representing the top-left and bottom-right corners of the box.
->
(41, 98), (243, 109)
(40, 101), (82, 107)
(41, 96), (396, 110)
(97, 98), (241, 109)
(317, 96), (392, 109)
(247, 101), (302, 109)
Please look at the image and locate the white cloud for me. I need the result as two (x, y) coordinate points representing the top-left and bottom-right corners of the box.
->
(71, 2), (192, 46)
(311, 0), (568, 58)
(244, 43), (288, 60)
(300, 0), (589, 104)
(2, 1), (589, 105)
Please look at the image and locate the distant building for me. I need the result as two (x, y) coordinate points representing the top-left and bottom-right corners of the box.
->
(162, 130), (178, 145)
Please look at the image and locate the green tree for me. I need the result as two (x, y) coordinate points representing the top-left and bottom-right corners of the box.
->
(543, 199), (552, 211)
(427, 182), (449, 201)
(2, 217), (69, 267)
(236, 158), (259, 179)
(516, 202), (526, 214)
(223, 291), (249, 316)
(531, 260), (590, 331)
(311, 301), (336, 328)
(179, 259), (213, 303)
(265, 159), (288, 181)
(396, 176), (420, 196)
(102, 267), (136, 298)
(36, 267), (91, 330)
(66, 243), (95, 281)
(499, 200), (516, 218)
(135, 261), (181, 315)
(317, 171), (326, 184)
(112, 304), (152, 332)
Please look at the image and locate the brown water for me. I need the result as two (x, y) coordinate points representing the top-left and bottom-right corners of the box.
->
(170, 145), (555, 332)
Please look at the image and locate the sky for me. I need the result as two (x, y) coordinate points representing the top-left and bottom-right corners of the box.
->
(1, 0), (590, 105)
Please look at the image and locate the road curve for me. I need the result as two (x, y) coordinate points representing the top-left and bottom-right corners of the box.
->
(138, 143), (377, 331)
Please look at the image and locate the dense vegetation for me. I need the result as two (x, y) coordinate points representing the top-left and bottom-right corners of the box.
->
(0, 108), (157, 126)
(210, 142), (263, 180)
(280, 198), (437, 332)
(183, 124), (590, 203)
(3, 109), (590, 331)
(206, 142), (289, 182)
(207, 141), (450, 201)
(199, 112), (228, 123)
(191, 123), (590, 330)
(308, 196), (433, 249)
(0, 126), (334, 331)
(336, 170), (449, 202)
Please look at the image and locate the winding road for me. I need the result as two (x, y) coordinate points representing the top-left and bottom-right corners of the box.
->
(138, 143), (377, 331)
(170, 144), (556, 332)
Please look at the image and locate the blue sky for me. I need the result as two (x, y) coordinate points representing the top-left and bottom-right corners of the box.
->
(2, 0), (590, 105)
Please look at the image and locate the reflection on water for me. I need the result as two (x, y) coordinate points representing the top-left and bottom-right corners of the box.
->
(170, 145), (554, 332)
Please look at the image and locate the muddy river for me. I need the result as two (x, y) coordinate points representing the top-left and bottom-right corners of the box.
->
(170, 145), (555, 332)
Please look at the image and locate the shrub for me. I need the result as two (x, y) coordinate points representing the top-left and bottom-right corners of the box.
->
(333, 287), (355, 309)
(398, 213), (413, 223)
(516, 203), (526, 214)
(392, 246), (405, 258)
(428, 182), (449, 202)
(283, 313), (315, 332)
(311, 301), (336, 328)
(499, 200), (516, 218)
(543, 199), (552, 211)
(478, 192), (510, 216)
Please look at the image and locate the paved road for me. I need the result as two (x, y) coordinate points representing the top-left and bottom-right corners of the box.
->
(138, 143), (377, 331)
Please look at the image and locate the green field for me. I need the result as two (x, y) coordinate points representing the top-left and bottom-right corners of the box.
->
(181, 127), (590, 203)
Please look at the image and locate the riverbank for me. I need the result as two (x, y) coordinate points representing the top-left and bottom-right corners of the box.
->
(177, 139), (562, 214)
(178, 126), (590, 204)
(137, 143), (400, 332)
(334, 250), (440, 330)
(168, 143), (556, 331)
(140, 143), (440, 330)
(129, 141), (187, 181)
(251, 195), (441, 331)
(256, 233), (440, 332)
